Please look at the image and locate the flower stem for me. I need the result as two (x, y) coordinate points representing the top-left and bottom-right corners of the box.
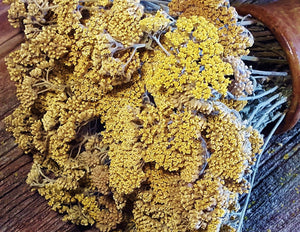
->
(237, 86), (278, 101)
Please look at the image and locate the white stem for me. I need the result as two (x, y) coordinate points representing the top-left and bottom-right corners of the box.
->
(251, 69), (288, 76)
(237, 86), (278, 101)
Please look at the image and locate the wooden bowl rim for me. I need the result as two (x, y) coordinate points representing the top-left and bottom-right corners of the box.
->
(237, 0), (300, 133)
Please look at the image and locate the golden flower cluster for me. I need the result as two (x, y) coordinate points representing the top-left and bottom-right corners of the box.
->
(133, 167), (230, 232)
(205, 104), (263, 193)
(168, 0), (254, 57)
(4, 0), (262, 231)
(145, 16), (233, 100)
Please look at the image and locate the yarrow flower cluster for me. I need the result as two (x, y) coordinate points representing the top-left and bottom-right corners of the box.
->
(4, 0), (264, 231)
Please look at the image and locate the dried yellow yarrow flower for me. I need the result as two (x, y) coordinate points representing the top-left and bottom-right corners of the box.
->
(3, 0), (264, 231)
(145, 16), (233, 100)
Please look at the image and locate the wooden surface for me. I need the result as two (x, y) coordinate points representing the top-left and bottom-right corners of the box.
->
(241, 126), (300, 232)
(0, 2), (80, 232)
(0, 1), (299, 232)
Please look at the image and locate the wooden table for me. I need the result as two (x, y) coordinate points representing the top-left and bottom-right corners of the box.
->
(0, 1), (299, 232)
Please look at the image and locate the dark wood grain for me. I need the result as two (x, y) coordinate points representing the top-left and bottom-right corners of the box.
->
(0, 1), (299, 232)
(241, 124), (300, 232)
(230, 0), (277, 5)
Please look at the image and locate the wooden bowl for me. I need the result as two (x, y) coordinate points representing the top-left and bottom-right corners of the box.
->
(237, 0), (300, 133)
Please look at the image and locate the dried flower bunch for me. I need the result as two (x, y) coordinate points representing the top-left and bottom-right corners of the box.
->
(4, 0), (265, 231)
